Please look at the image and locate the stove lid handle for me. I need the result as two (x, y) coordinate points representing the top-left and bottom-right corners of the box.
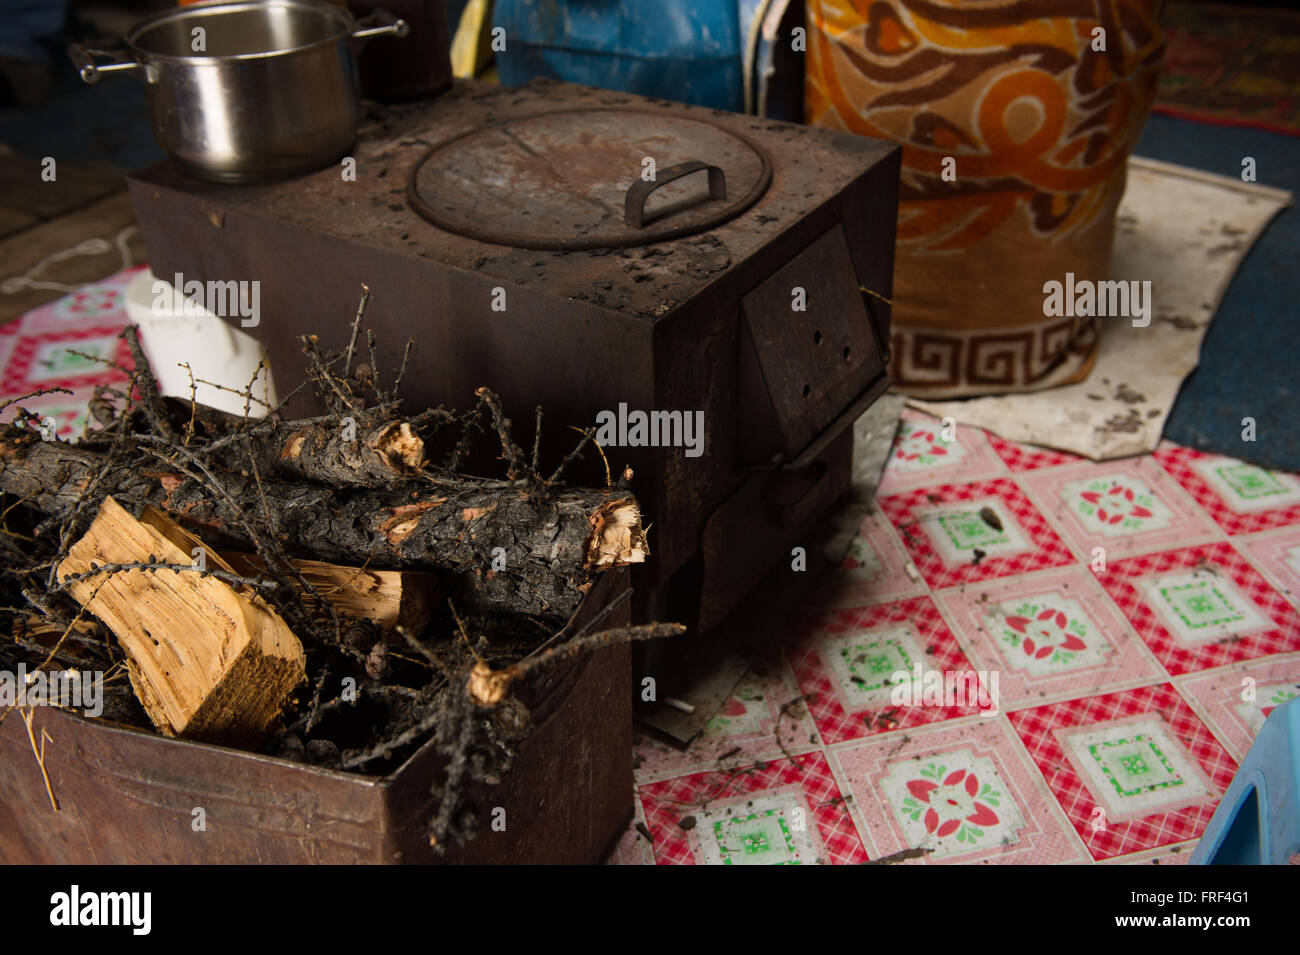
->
(623, 161), (726, 230)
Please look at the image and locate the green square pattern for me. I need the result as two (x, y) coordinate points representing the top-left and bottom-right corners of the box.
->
(713, 810), (800, 865)
(936, 511), (1010, 551)
(1216, 464), (1288, 502)
(1088, 734), (1185, 798)
(1157, 581), (1244, 630)
(840, 637), (915, 692)
(42, 345), (105, 376)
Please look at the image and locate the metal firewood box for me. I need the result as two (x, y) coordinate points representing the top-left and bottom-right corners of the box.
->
(0, 571), (632, 864)
(125, 78), (900, 630)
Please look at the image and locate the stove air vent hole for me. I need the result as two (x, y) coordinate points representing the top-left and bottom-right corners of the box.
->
(802, 384), (811, 398)
(813, 330), (823, 345)
(842, 345), (852, 361)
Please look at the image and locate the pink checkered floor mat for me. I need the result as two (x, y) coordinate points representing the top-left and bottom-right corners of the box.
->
(4, 270), (1298, 865)
(614, 414), (1300, 865)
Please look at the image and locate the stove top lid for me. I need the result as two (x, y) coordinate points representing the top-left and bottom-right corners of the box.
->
(408, 108), (772, 251)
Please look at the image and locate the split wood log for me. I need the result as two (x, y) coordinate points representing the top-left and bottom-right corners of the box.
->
(0, 426), (647, 618)
(220, 552), (434, 633)
(56, 497), (305, 742)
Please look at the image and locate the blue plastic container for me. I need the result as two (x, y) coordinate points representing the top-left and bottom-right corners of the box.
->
(492, 0), (745, 111)
(1191, 695), (1300, 864)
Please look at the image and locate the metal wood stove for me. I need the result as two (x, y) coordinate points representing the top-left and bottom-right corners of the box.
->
(125, 78), (900, 631)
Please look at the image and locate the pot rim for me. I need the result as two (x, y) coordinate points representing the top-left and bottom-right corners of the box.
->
(124, 0), (355, 66)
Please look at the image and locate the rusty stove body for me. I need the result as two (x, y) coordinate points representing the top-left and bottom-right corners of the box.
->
(125, 78), (900, 631)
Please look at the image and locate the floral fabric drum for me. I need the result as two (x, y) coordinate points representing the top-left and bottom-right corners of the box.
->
(806, 0), (1165, 397)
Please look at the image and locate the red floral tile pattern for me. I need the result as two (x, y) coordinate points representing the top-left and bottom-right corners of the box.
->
(789, 596), (980, 745)
(1018, 457), (1220, 561)
(936, 566), (1165, 710)
(833, 718), (1088, 863)
(0, 268), (136, 435)
(1234, 525), (1300, 610)
(0, 326), (133, 396)
(878, 478), (1075, 588)
(1008, 685), (1238, 860)
(12, 266), (144, 335)
(820, 509), (929, 608)
(638, 751), (866, 865)
(1157, 443), (1300, 535)
(633, 655), (821, 783)
(1094, 542), (1300, 676)
(1174, 656), (1300, 762)
(985, 432), (1083, 472)
(876, 409), (1008, 495)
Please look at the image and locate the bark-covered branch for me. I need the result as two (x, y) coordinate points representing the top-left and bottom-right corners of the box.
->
(0, 426), (646, 618)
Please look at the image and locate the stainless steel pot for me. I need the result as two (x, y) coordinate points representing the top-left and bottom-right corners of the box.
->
(68, 0), (408, 183)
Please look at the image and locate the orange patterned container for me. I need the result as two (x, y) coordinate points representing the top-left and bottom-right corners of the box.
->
(806, 0), (1165, 397)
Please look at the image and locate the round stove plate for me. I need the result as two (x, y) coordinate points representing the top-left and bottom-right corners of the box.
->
(407, 109), (772, 250)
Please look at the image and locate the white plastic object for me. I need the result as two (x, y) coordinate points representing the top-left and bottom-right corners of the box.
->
(124, 270), (277, 418)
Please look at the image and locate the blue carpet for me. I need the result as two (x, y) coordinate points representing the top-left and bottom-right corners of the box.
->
(1135, 115), (1300, 472)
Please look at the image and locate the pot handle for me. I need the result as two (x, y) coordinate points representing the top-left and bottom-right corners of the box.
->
(68, 44), (150, 84)
(351, 10), (411, 40)
(624, 161), (727, 229)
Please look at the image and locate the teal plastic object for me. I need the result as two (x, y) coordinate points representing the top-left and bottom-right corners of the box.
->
(1191, 695), (1300, 864)
(492, 0), (745, 112)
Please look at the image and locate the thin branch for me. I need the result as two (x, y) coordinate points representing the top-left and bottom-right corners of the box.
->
(343, 284), (370, 378)
(548, 426), (596, 484)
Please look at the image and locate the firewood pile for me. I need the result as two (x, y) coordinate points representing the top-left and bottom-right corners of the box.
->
(0, 292), (680, 849)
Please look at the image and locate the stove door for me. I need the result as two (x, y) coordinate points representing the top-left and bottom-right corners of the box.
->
(737, 223), (888, 467)
(697, 428), (854, 631)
